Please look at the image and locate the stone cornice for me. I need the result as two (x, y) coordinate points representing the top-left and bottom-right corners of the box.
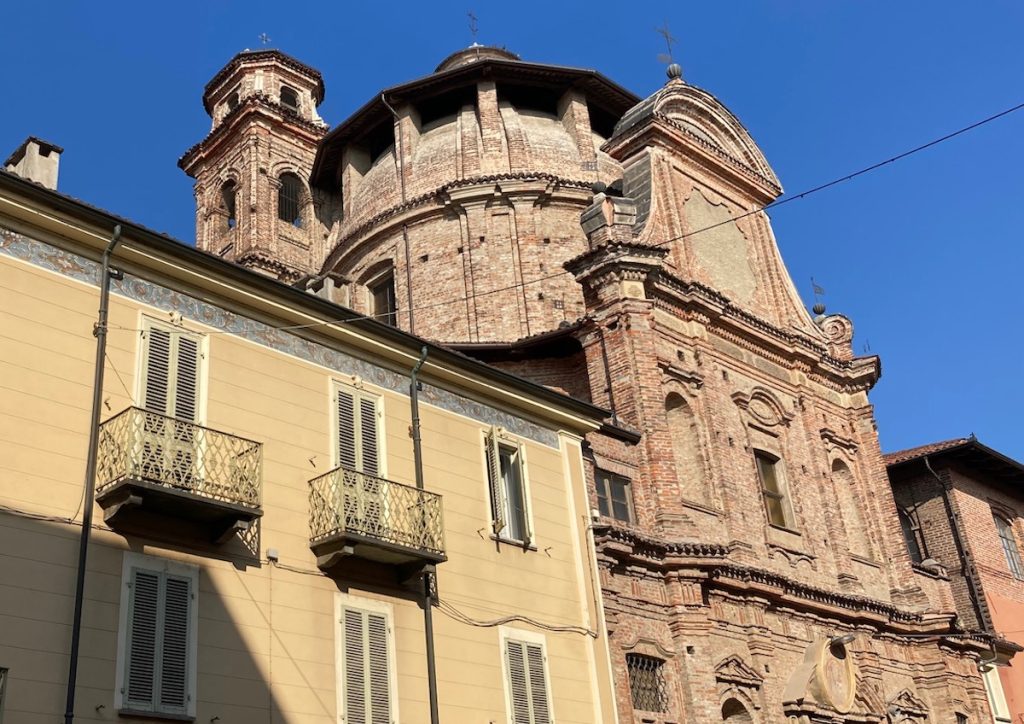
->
(179, 95), (327, 174)
(322, 173), (594, 273)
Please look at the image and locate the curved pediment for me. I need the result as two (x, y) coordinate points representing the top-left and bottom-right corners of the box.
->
(613, 80), (781, 193)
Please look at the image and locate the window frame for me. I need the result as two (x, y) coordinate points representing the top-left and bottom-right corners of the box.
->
(331, 380), (385, 478)
(279, 85), (300, 114)
(595, 469), (634, 523)
(993, 512), (1024, 580)
(276, 172), (304, 227)
(484, 428), (534, 547)
(499, 626), (554, 724)
(114, 552), (199, 720)
(625, 652), (669, 713)
(368, 271), (398, 327)
(220, 180), (237, 230)
(754, 450), (796, 531)
(334, 592), (400, 724)
(899, 506), (927, 565)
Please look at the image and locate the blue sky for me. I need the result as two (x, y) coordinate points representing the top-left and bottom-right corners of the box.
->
(2, 1), (1022, 459)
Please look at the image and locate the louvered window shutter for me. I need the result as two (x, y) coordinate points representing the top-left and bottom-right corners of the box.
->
(485, 428), (505, 535)
(342, 607), (393, 724)
(367, 612), (391, 724)
(173, 336), (200, 423)
(125, 569), (160, 708)
(337, 388), (358, 471)
(343, 609), (367, 724)
(506, 640), (532, 724)
(143, 328), (172, 415)
(525, 643), (551, 724)
(159, 576), (192, 711)
(359, 397), (379, 476)
(123, 567), (194, 716)
(505, 639), (551, 724)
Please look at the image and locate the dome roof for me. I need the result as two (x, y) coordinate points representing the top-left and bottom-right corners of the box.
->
(434, 45), (521, 73)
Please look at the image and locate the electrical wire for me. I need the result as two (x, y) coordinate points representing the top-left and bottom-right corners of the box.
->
(436, 598), (598, 638)
(102, 100), (1024, 339)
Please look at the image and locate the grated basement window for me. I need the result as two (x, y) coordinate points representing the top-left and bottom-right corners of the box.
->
(627, 653), (668, 713)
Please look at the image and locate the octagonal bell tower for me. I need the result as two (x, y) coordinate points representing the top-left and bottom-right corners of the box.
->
(180, 49), (332, 283)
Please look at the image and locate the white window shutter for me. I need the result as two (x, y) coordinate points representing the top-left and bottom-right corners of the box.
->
(337, 388), (358, 471)
(486, 428), (505, 535)
(125, 569), (160, 708)
(359, 397), (379, 476)
(173, 336), (200, 424)
(367, 612), (392, 724)
(506, 640), (532, 724)
(343, 608), (367, 724)
(525, 643), (551, 724)
(158, 575), (192, 713)
(142, 328), (171, 415)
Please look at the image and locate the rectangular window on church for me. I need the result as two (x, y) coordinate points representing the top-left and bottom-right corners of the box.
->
(369, 273), (397, 327)
(626, 653), (668, 713)
(755, 451), (795, 530)
(596, 470), (634, 523)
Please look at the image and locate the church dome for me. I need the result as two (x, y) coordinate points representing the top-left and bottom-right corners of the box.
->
(434, 45), (521, 73)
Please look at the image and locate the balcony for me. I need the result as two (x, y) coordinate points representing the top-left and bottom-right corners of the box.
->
(309, 466), (446, 575)
(96, 407), (263, 543)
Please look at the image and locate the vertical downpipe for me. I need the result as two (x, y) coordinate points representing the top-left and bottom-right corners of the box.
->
(410, 346), (440, 723)
(64, 224), (122, 724)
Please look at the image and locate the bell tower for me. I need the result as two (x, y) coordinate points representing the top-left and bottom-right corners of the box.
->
(180, 49), (330, 283)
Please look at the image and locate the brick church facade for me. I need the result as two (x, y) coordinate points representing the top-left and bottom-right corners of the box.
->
(181, 47), (1003, 722)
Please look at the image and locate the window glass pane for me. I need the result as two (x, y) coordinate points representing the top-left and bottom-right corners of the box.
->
(995, 515), (1024, 579)
(500, 445), (527, 541)
(756, 454), (781, 494)
(370, 275), (397, 326)
(612, 498), (631, 522)
(764, 494), (787, 528)
(900, 509), (924, 563)
(597, 470), (633, 523)
(597, 487), (610, 517)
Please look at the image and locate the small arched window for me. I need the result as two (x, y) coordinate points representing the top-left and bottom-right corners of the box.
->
(220, 180), (237, 229)
(280, 86), (299, 114)
(226, 91), (239, 112)
(994, 513), (1024, 579)
(277, 173), (303, 227)
(899, 508), (926, 564)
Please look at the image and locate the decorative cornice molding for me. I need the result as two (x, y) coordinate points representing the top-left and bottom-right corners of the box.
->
(732, 386), (795, 428)
(715, 654), (764, 688)
(821, 427), (859, 456)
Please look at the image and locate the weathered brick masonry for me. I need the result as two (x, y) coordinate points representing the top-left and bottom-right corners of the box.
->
(183, 46), (1001, 722)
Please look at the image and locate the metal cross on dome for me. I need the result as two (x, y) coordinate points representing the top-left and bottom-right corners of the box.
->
(258, 32), (271, 46)
(656, 21), (677, 65)
(467, 11), (479, 45)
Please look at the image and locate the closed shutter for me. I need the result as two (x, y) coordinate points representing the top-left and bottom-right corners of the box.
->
(141, 321), (201, 422)
(505, 639), (551, 724)
(125, 569), (160, 708)
(123, 566), (195, 715)
(335, 384), (381, 475)
(342, 606), (393, 724)
(485, 428), (505, 535)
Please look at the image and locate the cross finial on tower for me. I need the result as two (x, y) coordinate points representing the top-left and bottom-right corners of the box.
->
(467, 11), (479, 46)
(258, 32), (271, 46)
(656, 21), (683, 80)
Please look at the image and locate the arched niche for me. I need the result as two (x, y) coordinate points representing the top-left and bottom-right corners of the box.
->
(831, 458), (871, 558)
(664, 391), (711, 506)
(721, 697), (754, 722)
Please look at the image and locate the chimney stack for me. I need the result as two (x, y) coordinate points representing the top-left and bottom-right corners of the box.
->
(4, 137), (63, 190)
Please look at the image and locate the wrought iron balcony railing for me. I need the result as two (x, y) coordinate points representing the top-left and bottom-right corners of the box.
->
(97, 406), (262, 510)
(309, 466), (445, 563)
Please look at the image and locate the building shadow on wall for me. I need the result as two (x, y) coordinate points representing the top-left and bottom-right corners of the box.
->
(0, 511), (338, 723)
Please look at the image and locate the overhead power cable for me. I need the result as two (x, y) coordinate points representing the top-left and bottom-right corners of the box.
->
(109, 100), (1024, 337)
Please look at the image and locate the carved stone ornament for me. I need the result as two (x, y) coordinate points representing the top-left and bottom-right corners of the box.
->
(820, 427), (859, 457)
(819, 314), (854, 347)
(783, 638), (858, 715)
(886, 689), (929, 720)
(715, 654), (764, 690)
(732, 386), (795, 428)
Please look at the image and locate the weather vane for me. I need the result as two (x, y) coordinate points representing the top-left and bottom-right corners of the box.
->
(656, 21), (677, 65)
(811, 277), (827, 316)
(258, 32), (271, 46)
(467, 11), (479, 45)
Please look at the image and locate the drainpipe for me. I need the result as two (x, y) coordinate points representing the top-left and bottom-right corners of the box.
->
(925, 456), (993, 634)
(381, 93), (415, 334)
(64, 224), (122, 724)
(410, 346), (439, 724)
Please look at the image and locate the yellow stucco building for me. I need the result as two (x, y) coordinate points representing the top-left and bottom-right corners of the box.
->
(0, 158), (619, 723)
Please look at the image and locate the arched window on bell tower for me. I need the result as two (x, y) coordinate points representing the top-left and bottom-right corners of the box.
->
(278, 173), (304, 227)
(220, 180), (237, 230)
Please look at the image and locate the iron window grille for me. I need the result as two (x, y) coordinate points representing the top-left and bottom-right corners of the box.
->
(626, 653), (668, 713)
(994, 513), (1024, 580)
(596, 469), (634, 523)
